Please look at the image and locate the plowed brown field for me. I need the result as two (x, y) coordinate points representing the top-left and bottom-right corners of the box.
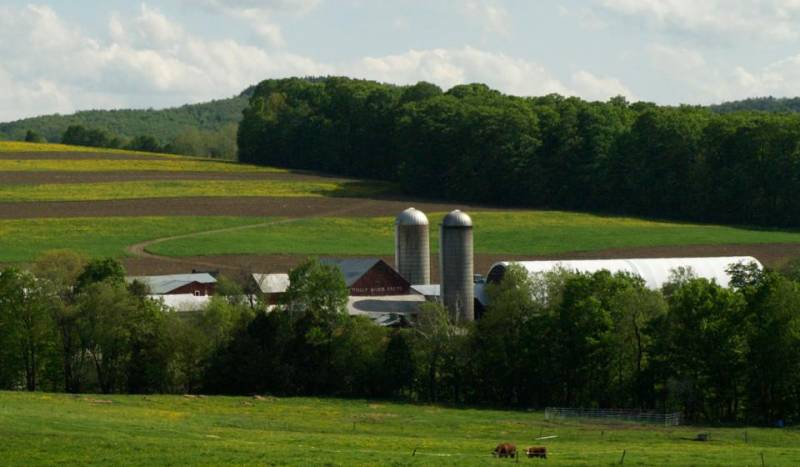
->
(0, 196), (494, 219)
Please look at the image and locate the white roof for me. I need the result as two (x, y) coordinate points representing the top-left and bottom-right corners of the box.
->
(149, 294), (211, 312)
(489, 256), (761, 290)
(347, 294), (426, 326)
(411, 284), (440, 297)
(412, 283), (489, 305)
(252, 273), (290, 294)
(127, 273), (216, 295)
(347, 294), (426, 316)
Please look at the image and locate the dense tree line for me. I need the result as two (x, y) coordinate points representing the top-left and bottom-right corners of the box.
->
(238, 77), (800, 227)
(3, 252), (800, 425)
(58, 124), (238, 159)
(207, 259), (800, 425)
(711, 96), (800, 114)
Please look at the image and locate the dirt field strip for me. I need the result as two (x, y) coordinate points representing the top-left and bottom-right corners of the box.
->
(0, 197), (490, 219)
(121, 243), (800, 277)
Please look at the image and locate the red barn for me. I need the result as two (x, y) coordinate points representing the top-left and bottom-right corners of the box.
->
(321, 258), (411, 296)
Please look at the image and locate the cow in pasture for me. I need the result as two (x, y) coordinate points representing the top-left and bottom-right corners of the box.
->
(525, 446), (547, 459)
(493, 443), (517, 458)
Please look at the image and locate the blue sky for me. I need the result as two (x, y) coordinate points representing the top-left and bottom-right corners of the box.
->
(3, 0), (800, 121)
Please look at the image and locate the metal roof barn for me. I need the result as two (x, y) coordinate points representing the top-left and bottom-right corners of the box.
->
(486, 257), (762, 290)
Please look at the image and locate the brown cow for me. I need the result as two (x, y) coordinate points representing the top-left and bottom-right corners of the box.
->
(493, 443), (517, 458)
(525, 446), (547, 459)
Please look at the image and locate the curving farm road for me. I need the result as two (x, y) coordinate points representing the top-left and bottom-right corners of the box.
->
(124, 199), (378, 271)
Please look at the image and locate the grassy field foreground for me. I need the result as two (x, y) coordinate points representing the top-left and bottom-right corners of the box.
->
(1, 392), (798, 466)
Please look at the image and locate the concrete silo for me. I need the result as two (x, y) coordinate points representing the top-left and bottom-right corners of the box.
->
(440, 210), (474, 322)
(395, 208), (430, 285)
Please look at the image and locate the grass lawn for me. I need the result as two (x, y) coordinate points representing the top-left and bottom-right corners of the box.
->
(0, 159), (285, 173)
(0, 391), (797, 466)
(148, 211), (800, 258)
(0, 180), (389, 202)
(0, 217), (272, 263)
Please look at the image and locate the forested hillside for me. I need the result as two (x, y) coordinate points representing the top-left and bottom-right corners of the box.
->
(711, 96), (800, 113)
(239, 77), (800, 228)
(0, 88), (254, 159)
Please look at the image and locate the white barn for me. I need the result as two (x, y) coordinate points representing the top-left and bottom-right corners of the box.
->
(486, 256), (762, 290)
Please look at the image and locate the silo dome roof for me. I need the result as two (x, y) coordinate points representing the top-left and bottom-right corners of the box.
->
(396, 207), (429, 226)
(442, 209), (472, 227)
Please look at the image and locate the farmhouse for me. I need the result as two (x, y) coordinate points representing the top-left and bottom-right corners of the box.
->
(251, 273), (290, 305)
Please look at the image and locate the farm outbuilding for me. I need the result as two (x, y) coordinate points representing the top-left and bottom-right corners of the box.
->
(251, 273), (290, 304)
(486, 257), (762, 290)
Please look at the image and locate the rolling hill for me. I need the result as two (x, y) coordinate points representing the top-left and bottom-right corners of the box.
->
(0, 87), (255, 159)
(2, 141), (800, 277)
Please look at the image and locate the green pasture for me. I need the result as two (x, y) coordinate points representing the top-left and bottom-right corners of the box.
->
(0, 217), (271, 263)
(148, 211), (800, 258)
(3, 212), (800, 264)
(0, 180), (389, 202)
(0, 159), (284, 173)
(0, 391), (797, 466)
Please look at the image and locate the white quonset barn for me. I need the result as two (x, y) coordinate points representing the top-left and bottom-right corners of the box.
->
(486, 256), (762, 290)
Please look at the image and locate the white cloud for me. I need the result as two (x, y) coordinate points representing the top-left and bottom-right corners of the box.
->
(732, 55), (800, 97)
(648, 44), (707, 73)
(596, 0), (800, 41)
(0, 3), (640, 121)
(571, 70), (635, 101)
(0, 4), (330, 120)
(229, 8), (286, 47)
(641, 42), (800, 103)
(133, 4), (185, 47)
(559, 6), (608, 31)
(461, 0), (511, 37)
(0, 66), (73, 122)
(349, 47), (571, 96)
(190, 0), (320, 14)
(182, 0), (320, 47)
